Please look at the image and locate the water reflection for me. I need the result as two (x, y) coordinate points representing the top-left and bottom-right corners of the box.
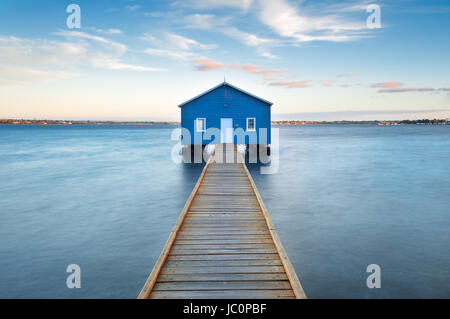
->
(181, 162), (205, 182)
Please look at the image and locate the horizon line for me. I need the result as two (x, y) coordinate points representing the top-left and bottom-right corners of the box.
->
(1, 118), (448, 124)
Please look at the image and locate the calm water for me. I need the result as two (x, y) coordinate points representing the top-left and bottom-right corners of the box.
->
(0, 125), (448, 298)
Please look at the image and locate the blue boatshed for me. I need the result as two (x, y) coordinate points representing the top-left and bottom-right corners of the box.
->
(179, 81), (273, 146)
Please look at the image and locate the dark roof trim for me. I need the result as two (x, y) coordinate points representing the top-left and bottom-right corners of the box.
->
(178, 81), (273, 108)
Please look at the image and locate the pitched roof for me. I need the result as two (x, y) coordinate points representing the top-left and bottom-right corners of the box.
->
(178, 81), (273, 107)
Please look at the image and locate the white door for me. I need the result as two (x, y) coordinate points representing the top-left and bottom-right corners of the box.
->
(220, 118), (233, 143)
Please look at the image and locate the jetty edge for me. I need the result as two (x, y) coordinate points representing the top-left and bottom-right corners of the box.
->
(138, 143), (306, 299)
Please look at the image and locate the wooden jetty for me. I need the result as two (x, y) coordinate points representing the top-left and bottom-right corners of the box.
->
(138, 144), (306, 299)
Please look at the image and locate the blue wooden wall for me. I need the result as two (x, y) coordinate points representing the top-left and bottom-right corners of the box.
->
(180, 84), (271, 145)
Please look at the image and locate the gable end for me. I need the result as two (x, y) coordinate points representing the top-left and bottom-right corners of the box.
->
(178, 82), (273, 108)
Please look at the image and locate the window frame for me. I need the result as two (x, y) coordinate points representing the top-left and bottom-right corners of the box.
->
(196, 118), (206, 132)
(246, 117), (256, 131)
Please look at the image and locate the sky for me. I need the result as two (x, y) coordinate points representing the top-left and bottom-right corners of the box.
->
(0, 0), (449, 121)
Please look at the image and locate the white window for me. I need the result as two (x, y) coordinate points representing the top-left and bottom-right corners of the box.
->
(196, 118), (206, 132)
(247, 118), (256, 131)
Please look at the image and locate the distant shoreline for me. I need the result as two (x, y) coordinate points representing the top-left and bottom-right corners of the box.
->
(0, 120), (180, 125)
(272, 119), (449, 125)
(0, 119), (448, 126)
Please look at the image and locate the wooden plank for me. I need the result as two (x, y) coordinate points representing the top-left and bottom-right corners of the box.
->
(149, 289), (295, 299)
(187, 210), (261, 214)
(160, 266), (286, 275)
(176, 234), (272, 240)
(194, 194), (256, 198)
(182, 222), (266, 227)
(197, 192), (255, 196)
(192, 197), (257, 200)
(180, 224), (267, 229)
(183, 217), (264, 221)
(190, 205), (260, 209)
(170, 248), (277, 255)
(191, 202), (259, 206)
(177, 232), (270, 236)
(153, 280), (292, 291)
(157, 273), (288, 282)
(185, 215), (262, 220)
(187, 206), (260, 211)
(176, 238), (274, 244)
(196, 194), (255, 197)
(182, 221), (266, 225)
(137, 148), (215, 299)
(237, 150), (307, 299)
(171, 243), (275, 250)
(178, 230), (270, 236)
(190, 202), (259, 205)
(184, 217), (264, 222)
(188, 208), (262, 212)
(185, 215), (262, 219)
(181, 227), (266, 231)
(164, 259), (282, 267)
(199, 187), (253, 190)
(185, 216), (261, 221)
(167, 254), (280, 261)
(191, 201), (258, 204)
(194, 196), (256, 199)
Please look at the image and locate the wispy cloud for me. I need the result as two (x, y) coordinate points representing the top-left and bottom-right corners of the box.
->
(190, 57), (307, 87)
(183, 13), (277, 58)
(322, 80), (335, 87)
(0, 35), (85, 84)
(173, 0), (253, 11)
(96, 28), (123, 35)
(0, 30), (162, 85)
(338, 72), (359, 77)
(260, 52), (277, 59)
(222, 27), (277, 58)
(257, 0), (369, 43)
(269, 80), (312, 88)
(192, 58), (223, 71)
(378, 87), (436, 93)
(125, 5), (141, 11)
(166, 33), (216, 50)
(371, 81), (403, 89)
(144, 48), (196, 60)
(184, 13), (230, 30)
(0, 65), (79, 85)
(371, 81), (448, 93)
(221, 27), (274, 47)
(332, 4), (370, 13)
(91, 59), (163, 72)
(229, 62), (283, 81)
(55, 30), (162, 72)
(54, 30), (127, 55)
(0, 35), (87, 65)
(142, 32), (216, 60)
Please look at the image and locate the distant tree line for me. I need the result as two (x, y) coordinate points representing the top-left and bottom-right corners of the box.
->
(272, 119), (449, 125)
(0, 119), (180, 125)
(0, 118), (448, 126)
